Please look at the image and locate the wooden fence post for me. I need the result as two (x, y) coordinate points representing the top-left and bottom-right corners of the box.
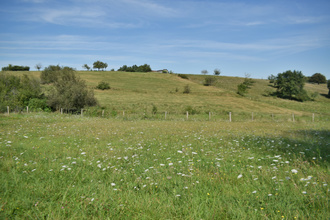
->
(7, 106), (9, 115)
(102, 110), (104, 117)
(292, 113), (295, 122)
(186, 111), (189, 120)
(27, 106), (29, 113)
(81, 109), (83, 116)
(229, 112), (232, 122)
(123, 111), (125, 116)
(61, 108), (63, 114)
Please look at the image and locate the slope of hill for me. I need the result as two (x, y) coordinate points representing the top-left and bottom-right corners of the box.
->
(6, 71), (330, 117)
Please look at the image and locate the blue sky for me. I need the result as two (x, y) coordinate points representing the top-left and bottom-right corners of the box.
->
(1, 0), (329, 78)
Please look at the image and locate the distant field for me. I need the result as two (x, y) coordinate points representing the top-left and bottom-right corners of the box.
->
(0, 113), (329, 219)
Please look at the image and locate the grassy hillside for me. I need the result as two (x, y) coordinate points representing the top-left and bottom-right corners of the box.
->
(8, 71), (330, 118)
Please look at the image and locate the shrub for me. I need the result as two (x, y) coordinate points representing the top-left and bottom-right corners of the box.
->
(47, 68), (98, 111)
(184, 106), (198, 115)
(183, 84), (191, 94)
(152, 105), (158, 115)
(308, 73), (326, 84)
(204, 76), (216, 86)
(178, 74), (189, 80)
(96, 81), (110, 90)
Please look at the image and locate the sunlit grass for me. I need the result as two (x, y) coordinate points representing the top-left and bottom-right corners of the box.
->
(1, 113), (329, 219)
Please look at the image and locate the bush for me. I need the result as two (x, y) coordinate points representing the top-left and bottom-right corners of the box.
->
(184, 106), (198, 115)
(0, 73), (43, 112)
(183, 84), (191, 94)
(28, 98), (50, 111)
(47, 68), (98, 111)
(178, 74), (189, 80)
(308, 73), (326, 84)
(204, 76), (216, 86)
(152, 105), (158, 115)
(96, 81), (110, 90)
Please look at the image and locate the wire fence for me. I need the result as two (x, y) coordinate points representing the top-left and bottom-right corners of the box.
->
(3, 106), (329, 123)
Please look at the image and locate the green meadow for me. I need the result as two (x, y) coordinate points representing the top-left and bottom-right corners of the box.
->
(1, 71), (329, 219)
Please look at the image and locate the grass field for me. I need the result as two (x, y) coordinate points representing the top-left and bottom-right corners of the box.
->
(0, 113), (329, 219)
(1, 71), (329, 219)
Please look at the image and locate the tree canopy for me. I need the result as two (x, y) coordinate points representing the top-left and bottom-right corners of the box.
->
(117, 64), (151, 72)
(308, 73), (326, 84)
(275, 70), (309, 101)
(93, 61), (108, 71)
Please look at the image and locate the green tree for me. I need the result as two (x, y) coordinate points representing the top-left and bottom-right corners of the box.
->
(82, 64), (91, 71)
(275, 70), (309, 101)
(35, 63), (42, 71)
(327, 80), (330, 97)
(309, 73), (326, 84)
(237, 74), (255, 96)
(201, 70), (208, 75)
(47, 68), (97, 111)
(214, 69), (221, 76)
(93, 61), (103, 71)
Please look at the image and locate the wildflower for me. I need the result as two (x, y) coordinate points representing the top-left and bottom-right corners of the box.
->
(81, 152), (86, 155)
(176, 194), (181, 197)
(192, 152), (197, 155)
(302, 191), (307, 194)
(237, 174), (243, 179)
(169, 163), (173, 166)
(252, 191), (257, 194)
(177, 150), (183, 153)
(31, 169), (36, 172)
(291, 169), (298, 174)
(111, 183), (116, 186)
(160, 164), (165, 166)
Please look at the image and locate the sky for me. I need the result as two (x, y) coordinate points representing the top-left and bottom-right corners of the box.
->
(1, 0), (330, 79)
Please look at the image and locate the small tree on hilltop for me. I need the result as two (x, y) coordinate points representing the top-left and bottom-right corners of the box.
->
(214, 69), (221, 76)
(201, 70), (208, 75)
(309, 73), (326, 84)
(35, 63), (42, 71)
(82, 64), (91, 71)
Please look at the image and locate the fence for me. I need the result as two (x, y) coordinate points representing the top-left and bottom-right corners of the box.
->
(3, 106), (327, 123)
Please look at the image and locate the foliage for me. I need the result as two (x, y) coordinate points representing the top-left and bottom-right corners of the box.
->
(152, 104), (158, 115)
(93, 61), (108, 71)
(2, 64), (30, 71)
(201, 70), (208, 75)
(82, 64), (91, 71)
(237, 74), (255, 96)
(117, 64), (151, 72)
(184, 105), (198, 114)
(308, 73), (326, 84)
(183, 84), (191, 94)
(40, 65), (75, 84)
(35, 63), (42, 71)
(214, 69), (221, 76)
(96, 81), (111, 90)
(0, 73), (43, 112)
(47, 68), (98, 111)
(28, 98), (50, 111)
(204, 76), (217, 86)
(268, 74), (276, 84)
(178, 74), (189, 79)
(328, 80), (330, 97)
(274, 70), (309, 101)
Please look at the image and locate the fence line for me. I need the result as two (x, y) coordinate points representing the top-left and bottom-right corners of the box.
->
(3, 106), (328, 122)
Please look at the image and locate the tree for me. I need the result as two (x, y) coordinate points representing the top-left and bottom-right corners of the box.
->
(103, 62), (108, 71)
(93, 61), (104, 71)
(327, 80), (330, 97)
(201, 70), (208, 75)
(309, 73), (326, 84)
(47, 68), (97, 111)
(237, 74), (255, 96)
(275, 70), (309, 101)
(82, 64), (90, 71)
(35, 63), (42, 71)
(214, 69), (221, 76)
(268, 74), (276, 84)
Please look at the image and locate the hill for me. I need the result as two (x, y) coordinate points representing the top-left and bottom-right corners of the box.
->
(6, 70), (330, 118)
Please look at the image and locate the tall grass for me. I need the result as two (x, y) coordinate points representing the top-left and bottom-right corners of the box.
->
(1, 113), (329, 219)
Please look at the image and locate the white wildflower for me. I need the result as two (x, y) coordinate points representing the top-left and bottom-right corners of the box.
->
(237, 174), (243, 179)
